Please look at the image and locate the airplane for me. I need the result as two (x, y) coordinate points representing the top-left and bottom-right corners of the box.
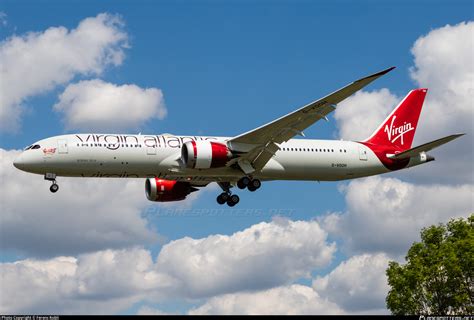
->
(13, 67), (464, 206)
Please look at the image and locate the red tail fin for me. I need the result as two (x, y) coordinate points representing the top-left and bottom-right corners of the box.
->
(364, 88), (427, 151)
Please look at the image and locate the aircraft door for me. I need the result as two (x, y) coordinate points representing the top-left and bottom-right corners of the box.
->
(358, 146), (367, 161)
(58, 139), (68, 154)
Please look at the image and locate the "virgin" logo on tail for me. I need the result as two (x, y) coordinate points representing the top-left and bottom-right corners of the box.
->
(384, 116), (414, 145)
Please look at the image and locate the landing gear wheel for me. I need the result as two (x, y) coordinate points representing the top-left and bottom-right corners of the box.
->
(217, 192), (229, 205)
(250, 179), (261, 190)
(237, 177), (250, 189)
(227, 194), (239, 207)
(50, 183), (59, 193)
(45, 173), (58, 193)
(248, 184), (257, 192)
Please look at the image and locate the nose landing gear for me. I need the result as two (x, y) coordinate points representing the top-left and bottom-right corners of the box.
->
(50, 183), (59, 193)
(44, 173), (59, 193)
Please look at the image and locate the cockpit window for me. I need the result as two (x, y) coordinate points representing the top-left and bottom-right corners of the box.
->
(31, 145), (41, 149)
(24, 145), (32, 150)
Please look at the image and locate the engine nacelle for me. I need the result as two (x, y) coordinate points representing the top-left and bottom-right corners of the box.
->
(145, 178), (198, 202)
(181, 141), (232, 169)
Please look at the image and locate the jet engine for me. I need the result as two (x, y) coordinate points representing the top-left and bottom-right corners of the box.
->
(181, 141), (232, 169)
(145, 178), (198, 202)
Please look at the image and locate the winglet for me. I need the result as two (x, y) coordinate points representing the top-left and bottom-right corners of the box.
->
(356, 66), (396, 83)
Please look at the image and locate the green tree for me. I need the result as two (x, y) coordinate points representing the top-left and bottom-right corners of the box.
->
(386, 215), (473, 315)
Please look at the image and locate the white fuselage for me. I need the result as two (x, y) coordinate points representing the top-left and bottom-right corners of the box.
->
(14, 133), (426, 183)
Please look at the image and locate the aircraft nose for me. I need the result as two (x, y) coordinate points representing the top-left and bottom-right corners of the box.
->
(13, 154), (25, 170)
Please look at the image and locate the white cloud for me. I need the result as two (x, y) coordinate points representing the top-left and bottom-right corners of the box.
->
(407, 21), (474, 183)
(53, 79), (166, 131)
(334, 88), (399, 141)
(0, 256), (77, 314)
(313, 253), (390, 313)
(0, 250), (391, 315)
(0, 13), (128, 132)
(0, 149), (158, 257)
(156, 218), (336, 298)
(189, 284), (344, 315)
(0, 248), (163, 314)
(410, 22), (473, 119)
(58, 248), (171, 300)
(191, 254), (392, 315)
(1, 219), (336, 314)
(321, 176), (473, 256)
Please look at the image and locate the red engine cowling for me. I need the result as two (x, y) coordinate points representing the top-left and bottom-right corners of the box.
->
(145, 178), (198, 202)
(181, 141), (232, 169)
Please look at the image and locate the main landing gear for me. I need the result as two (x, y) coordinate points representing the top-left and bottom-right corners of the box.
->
(216, 177), (262, 206)
(217, 192), (240, 207)
(217, 182), (239, 207)
(45, 173), (59, 193)
(236, 176), (261, 192)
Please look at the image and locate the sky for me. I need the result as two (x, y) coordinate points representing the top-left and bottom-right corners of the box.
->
(0, 0), (473, 315)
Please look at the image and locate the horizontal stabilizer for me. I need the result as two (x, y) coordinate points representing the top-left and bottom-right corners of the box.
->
(388, 134), (465, 160)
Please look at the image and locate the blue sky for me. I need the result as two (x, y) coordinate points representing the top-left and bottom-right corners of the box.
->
(0, 0), (472, 315)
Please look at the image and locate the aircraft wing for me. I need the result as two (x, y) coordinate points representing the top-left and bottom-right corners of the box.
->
(388, 134), (465, 160)
(227, 66), (395, 174)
